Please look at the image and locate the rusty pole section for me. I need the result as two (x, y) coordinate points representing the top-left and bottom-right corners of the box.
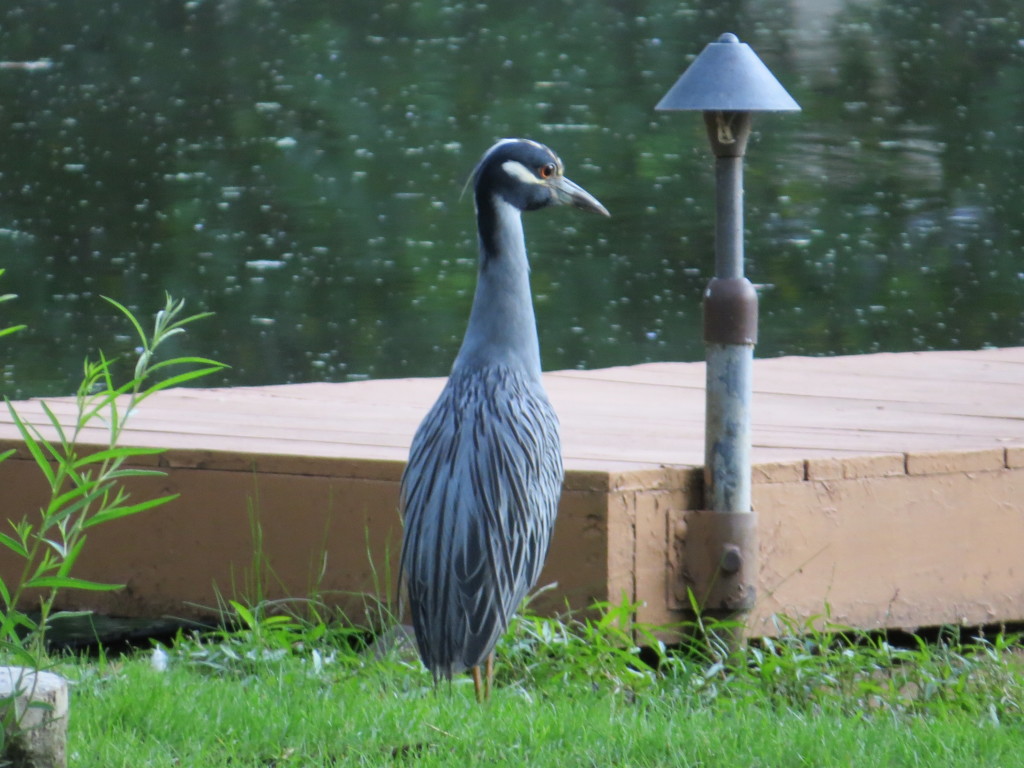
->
(694, 110), (760, 618)
(655, 33), (800, 621)
(703, 110), (756, 516)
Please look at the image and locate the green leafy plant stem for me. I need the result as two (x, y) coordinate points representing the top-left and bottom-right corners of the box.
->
(0, 293), (225, 654)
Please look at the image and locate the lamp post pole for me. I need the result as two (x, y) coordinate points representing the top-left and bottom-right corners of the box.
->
(703, 109), (757, 515)
(656, 33), (800, 622)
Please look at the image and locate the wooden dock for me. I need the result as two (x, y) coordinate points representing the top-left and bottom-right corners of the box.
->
(2, 347), (1022, 635)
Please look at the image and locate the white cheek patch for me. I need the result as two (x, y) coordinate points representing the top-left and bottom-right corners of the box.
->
(501, 160), (544, 185)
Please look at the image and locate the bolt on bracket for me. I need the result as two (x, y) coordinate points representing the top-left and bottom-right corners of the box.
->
(679, 509), (758, 616)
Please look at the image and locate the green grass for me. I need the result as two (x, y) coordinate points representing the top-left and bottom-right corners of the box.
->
(51, 605), (1024, 767)
(69, 660), (1021, 767)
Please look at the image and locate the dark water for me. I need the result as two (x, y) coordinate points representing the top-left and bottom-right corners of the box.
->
(1, 1), (1022, 397)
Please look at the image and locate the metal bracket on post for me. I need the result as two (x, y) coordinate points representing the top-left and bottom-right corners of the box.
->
(681, 509), (758, 616)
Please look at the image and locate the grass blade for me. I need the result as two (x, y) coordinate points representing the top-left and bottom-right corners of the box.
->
(5, 401), (56, 487)
(82, 494), (178, 528)
(102, 296), (148, 348)
(71, 446), (165, 469)
(0, 530), (28, 558)
(23, 575), (124, 591)
(147, 356), (226, 374)
(141, 366), (227, 394)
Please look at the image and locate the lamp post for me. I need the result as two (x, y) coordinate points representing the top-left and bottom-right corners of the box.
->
(656, 33), (800, 620)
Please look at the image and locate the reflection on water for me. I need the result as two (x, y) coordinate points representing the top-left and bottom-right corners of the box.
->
(0, 1), (1022, 397)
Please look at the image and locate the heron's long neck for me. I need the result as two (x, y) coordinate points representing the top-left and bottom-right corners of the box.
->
(453, 195), (541, 377)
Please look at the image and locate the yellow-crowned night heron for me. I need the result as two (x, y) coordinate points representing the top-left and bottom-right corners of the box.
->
(399, 138), (609, 700)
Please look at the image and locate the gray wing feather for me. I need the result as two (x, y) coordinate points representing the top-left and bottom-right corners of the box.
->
(398, 364), (563, 679)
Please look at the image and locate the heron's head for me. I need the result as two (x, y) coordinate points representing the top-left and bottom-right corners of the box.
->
(470, 138), (610, 217)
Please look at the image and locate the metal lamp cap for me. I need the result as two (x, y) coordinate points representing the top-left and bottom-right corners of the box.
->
(656, 32), (801, 113)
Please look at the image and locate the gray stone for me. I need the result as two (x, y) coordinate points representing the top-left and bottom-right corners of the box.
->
(0, 667), (68, 768)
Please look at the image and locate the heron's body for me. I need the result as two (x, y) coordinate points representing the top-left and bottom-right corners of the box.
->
(399, 139), (608, 697)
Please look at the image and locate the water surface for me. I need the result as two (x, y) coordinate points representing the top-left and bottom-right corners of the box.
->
(0, 1), (1021, 396)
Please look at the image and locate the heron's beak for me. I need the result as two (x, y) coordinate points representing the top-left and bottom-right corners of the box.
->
(549, 175), (610, 217)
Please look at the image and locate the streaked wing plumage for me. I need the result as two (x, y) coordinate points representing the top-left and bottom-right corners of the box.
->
(399, 364), (563, 678)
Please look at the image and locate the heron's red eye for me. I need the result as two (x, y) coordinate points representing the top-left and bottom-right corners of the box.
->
(539, 163), (556, 179)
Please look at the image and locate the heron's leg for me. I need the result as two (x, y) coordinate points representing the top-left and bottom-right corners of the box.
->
(472, 665), (484, 703)
(485, 653), (495, 700)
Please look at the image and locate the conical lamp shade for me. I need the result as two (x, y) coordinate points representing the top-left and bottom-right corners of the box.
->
(656, 33), (801, 112)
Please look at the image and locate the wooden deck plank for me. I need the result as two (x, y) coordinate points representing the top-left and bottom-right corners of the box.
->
(753, 371), (1023, 407)
(1, 348), (1021, 474)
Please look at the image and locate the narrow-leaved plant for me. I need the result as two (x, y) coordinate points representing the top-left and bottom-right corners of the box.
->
(0, 293), (224, 662)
